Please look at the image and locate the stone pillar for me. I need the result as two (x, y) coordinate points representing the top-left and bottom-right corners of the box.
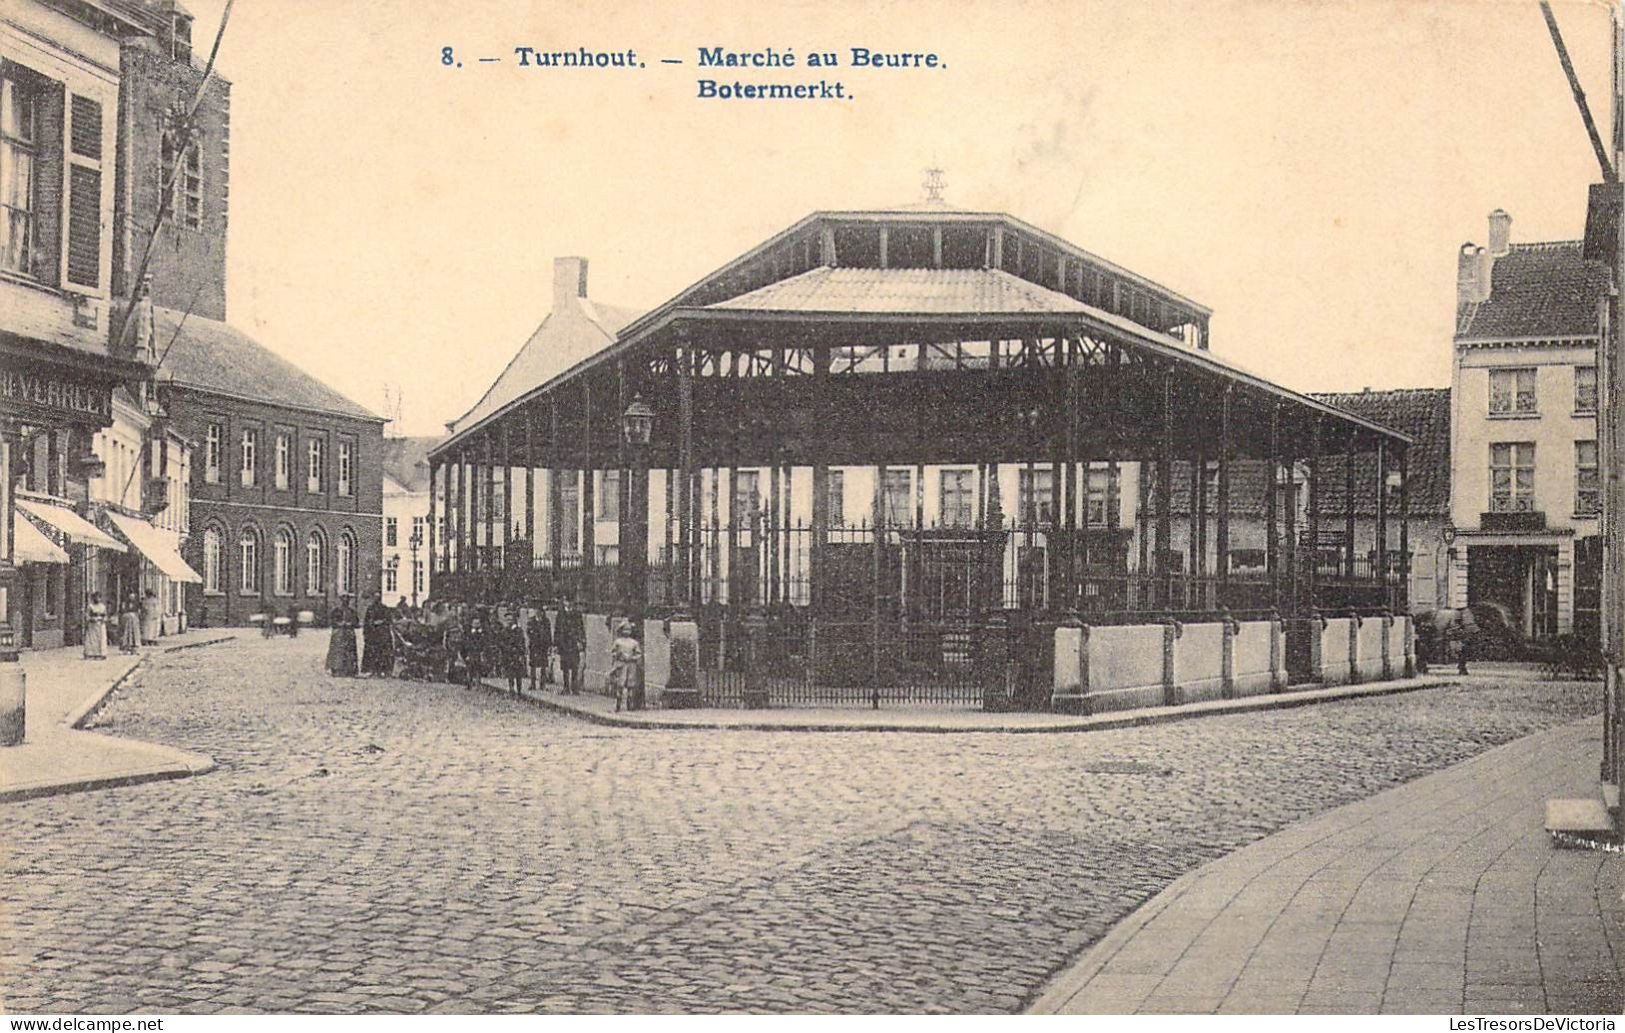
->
(1161, 619), (1183, 706)
(1221, 616), (1237, 699)
(1051, 616), (1089, 714)
(1269, 614), (1286, 691)
(662, 616), (701, 708)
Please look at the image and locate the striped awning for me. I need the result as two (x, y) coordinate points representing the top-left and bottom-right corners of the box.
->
(17, 499), (125, 552)
(14, 513), (69, 565)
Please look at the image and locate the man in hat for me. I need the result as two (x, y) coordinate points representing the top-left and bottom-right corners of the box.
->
(554, 595), (585, 695)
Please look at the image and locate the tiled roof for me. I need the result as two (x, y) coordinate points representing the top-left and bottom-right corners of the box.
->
(709, 267), (1093, 314)
(155, 307), (380, 421)
(448, 295), (643, 437)
(381, 436), (440, 493)
(1166, 388), (1451, 518)
(1308, 388), (1451, 515)
(1456, 243), (1608, 340)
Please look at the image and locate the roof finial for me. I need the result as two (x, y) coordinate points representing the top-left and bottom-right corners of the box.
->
(922, 166), (947, 204)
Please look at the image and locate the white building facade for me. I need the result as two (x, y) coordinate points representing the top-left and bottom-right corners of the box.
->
(1449, 210), (1606, 644)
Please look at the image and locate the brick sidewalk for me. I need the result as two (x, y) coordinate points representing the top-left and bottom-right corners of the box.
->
(0, 631), (240, 802)
(1029, 716), (1624, 1015)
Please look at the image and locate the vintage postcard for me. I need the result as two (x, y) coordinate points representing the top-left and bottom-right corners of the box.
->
(1, 0), (1622, 1020)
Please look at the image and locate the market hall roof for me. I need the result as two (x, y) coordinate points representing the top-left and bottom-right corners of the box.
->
(154, 307), (382, 422)
(711, 267), (1095, 315)
(434, 207), (1410, 455)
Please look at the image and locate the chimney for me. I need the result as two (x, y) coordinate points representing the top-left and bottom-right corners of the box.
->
(553, 256), (588, 311)
(1457, 243), (1491, 305)
(1487, 208), (1512, 257)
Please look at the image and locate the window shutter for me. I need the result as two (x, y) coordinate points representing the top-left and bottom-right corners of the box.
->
(66, 164), (101, 288)
(69, 95), (101, 160)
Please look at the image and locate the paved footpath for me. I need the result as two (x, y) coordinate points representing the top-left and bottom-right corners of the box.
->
(0, 631), (237, 801)
(1031, 716), (1625, 1015)
(527, 674), (1454, 733)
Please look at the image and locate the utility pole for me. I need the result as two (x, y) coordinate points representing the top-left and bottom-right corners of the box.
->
(1543, 0), (1625, 807)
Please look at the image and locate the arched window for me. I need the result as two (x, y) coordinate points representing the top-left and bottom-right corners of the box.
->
(274, 527), (294, 595)
(239, 526), (260, 594)
(306, 529), (325, 596)
(336, 530), (355, 597)
(202, 527), (222, 594)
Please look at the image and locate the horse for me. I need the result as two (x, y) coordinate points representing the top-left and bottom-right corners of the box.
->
(1411, 601), (1522, 673)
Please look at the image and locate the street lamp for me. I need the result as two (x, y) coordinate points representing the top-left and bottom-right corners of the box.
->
(621, 394), (654, 447)
(408, 524), (423, 609)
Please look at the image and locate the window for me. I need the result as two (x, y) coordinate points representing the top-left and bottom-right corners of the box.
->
(382, 565), (397, 594)
(1576, 440), (1601, 515)
(307, 437), (324, 493)
(1085, 467), (1113, 526)
(882, 468), (912, 526)
(1489, 442), (1536, 513)
(599, 469), (620, 522)
(733, 470), (760, 525)
(411, 515), (425, 544)
(560, 478), (580, 554)
(1488, 368), (1537, 415)
(205, 424), (221, 483)
(1575, 366), (1598, 414)
(239, 428), (257, 487)
(412, 560), (424, 597)
(43, 570), (57, 617)
(64, 93), (102, 288)
(170, 12), (193, 63)
(337, 440), (352, 496)
(940, 469), (974, 527)
(159, 124), (201, 230)
(306, 531), (324, 594)
(273, 527), (293, 595)
(0, 73), (38, 276)
(1229, 548), (1267, 572)
(336, 531), (355, 596)
(202, 527), (221, 592)
(827, 470), (845, 527)
(274, 434), (290, 490)
(1018, 468), (1055, 525)
(385, 517), (398, 547)
(238, 527), (260, 594)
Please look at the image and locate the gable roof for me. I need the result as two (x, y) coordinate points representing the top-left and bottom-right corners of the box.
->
(381, 436), (439, 493)
(1455, 242), (1608, 341)
(447, 294), (642, 437)
(155, 307), (380, 421)
(1308, 388), (1451, 515)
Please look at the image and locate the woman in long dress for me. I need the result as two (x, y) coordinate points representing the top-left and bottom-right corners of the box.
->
(83, 593), (108, 660)
(141, 589), (161, 644)
(325, 597), (359, 677)
(119, 592), (141, 653)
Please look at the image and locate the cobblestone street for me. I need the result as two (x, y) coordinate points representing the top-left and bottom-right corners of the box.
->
(0, 635), (1604, 1014)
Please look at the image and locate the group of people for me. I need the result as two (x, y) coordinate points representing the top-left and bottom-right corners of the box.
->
(319, 594), (643, 703)
(82, 589), (164, 660)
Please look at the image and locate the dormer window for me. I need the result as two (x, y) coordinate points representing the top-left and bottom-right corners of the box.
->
(171, 14), (194, 64)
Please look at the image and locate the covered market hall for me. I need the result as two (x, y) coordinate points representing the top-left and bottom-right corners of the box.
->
(429, 206), (1415, 712)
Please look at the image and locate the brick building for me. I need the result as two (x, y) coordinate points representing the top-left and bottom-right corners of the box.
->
(158, 317), (384, 627)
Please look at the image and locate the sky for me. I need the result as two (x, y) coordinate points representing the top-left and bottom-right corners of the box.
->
(174, 0), (1618, 436)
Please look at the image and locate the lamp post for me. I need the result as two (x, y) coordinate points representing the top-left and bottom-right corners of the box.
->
(620, 394), (654, 621)
(387, 554), (400, 606)
(408, 524), (423, 609)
